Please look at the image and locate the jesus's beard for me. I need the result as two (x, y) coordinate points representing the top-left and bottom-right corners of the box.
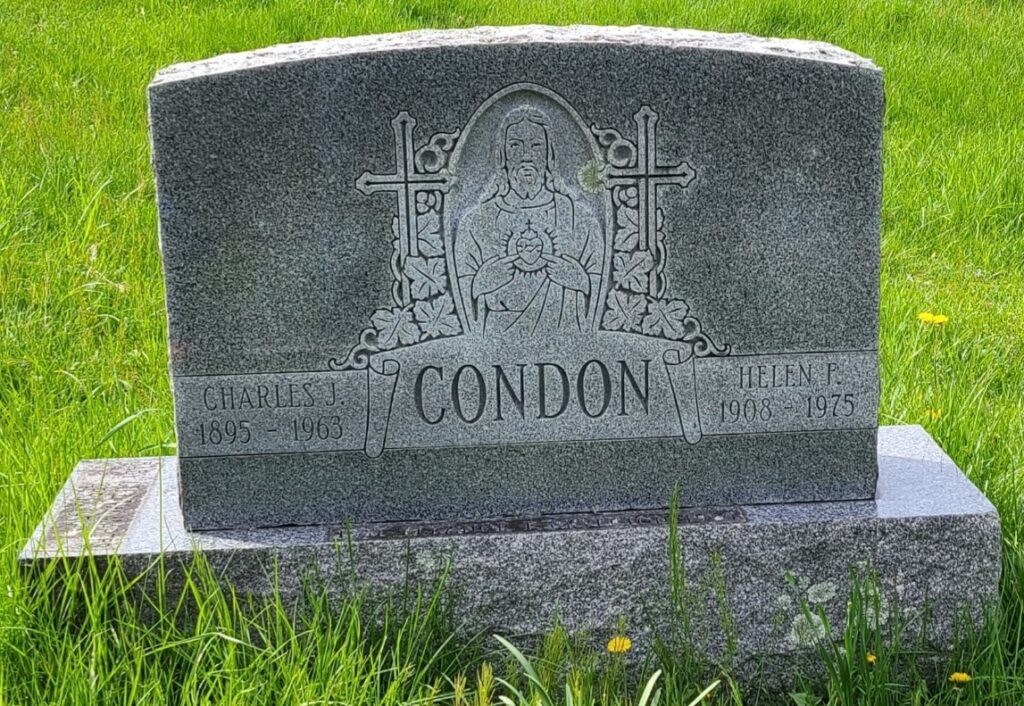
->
(509, 163), (545, 200)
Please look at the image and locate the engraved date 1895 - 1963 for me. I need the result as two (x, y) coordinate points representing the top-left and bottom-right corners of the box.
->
(175, 372), (367, 457)
(196, 415), (345, 448)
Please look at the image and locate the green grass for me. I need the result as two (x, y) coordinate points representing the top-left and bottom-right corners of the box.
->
(1, 0), (1022, 702)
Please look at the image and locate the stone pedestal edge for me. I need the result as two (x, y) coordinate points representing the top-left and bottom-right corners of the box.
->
(20, 425), (1000, 670)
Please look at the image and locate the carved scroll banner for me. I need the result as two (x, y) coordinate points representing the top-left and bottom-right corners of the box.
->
(364, 359), (400, 458)
(173, 347), (876, 459)
(662, 349), (703, 444)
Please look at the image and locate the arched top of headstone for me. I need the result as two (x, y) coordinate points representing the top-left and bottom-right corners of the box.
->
(150, 25), (878, 88)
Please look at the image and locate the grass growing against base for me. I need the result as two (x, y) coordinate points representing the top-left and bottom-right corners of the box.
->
(1, 0), (1022, 703)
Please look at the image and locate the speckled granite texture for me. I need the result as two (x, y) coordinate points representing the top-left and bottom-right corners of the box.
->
(22, 426), (1000, 669)
(150, 26), (883, 529)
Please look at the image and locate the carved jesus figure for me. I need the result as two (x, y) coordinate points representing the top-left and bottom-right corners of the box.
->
(455, 107), (604, 336)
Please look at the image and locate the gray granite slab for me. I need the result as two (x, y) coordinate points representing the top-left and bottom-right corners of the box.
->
(21, 426), (1000, 672)
(149, 25), (883, 529)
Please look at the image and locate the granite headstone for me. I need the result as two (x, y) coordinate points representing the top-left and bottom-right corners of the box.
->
(149, 26), (882, 530)
(23, 28), (1001, 676)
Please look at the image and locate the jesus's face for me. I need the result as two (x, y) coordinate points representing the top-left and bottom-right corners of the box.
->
(504, 120), (548, 200)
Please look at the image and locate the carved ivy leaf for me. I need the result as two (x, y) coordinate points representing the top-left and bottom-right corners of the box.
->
(602, 290), (647, 332)
(612, 251), (654, 293)
(416, 210), (445, 257)
(641, 298), (691, 340)
(406, 256), (447, 299)
(370, 305), (420, 349)
(613, 206), (639, 251)
(414, 293), (461, 339)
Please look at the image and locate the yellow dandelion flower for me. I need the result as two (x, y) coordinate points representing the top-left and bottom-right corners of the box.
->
(925, 409), (943, 421)
(607, 635), (632, 654)
(917, 311), (936, 324)
(866, 651), (877, 666)
(949, 672), (971, 686)
(932, 314), (949, 325)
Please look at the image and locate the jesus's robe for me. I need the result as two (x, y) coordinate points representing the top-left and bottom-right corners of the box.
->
(455, 189), (604, 337)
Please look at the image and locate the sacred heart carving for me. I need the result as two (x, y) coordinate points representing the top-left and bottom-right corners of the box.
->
(506, 220), (550, 272)
(516, 235), (543, 265)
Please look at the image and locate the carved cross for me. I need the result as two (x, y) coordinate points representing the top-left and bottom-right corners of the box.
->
(356, 112), (452, 262)
(604, 107), (696, 297)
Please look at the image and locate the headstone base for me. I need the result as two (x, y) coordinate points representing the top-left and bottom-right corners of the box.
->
(21, 425), (1000, 670)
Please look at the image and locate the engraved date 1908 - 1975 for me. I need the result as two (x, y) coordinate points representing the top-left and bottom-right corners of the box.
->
(718, 394), (857, 425)
(705, 356), (869, 432)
